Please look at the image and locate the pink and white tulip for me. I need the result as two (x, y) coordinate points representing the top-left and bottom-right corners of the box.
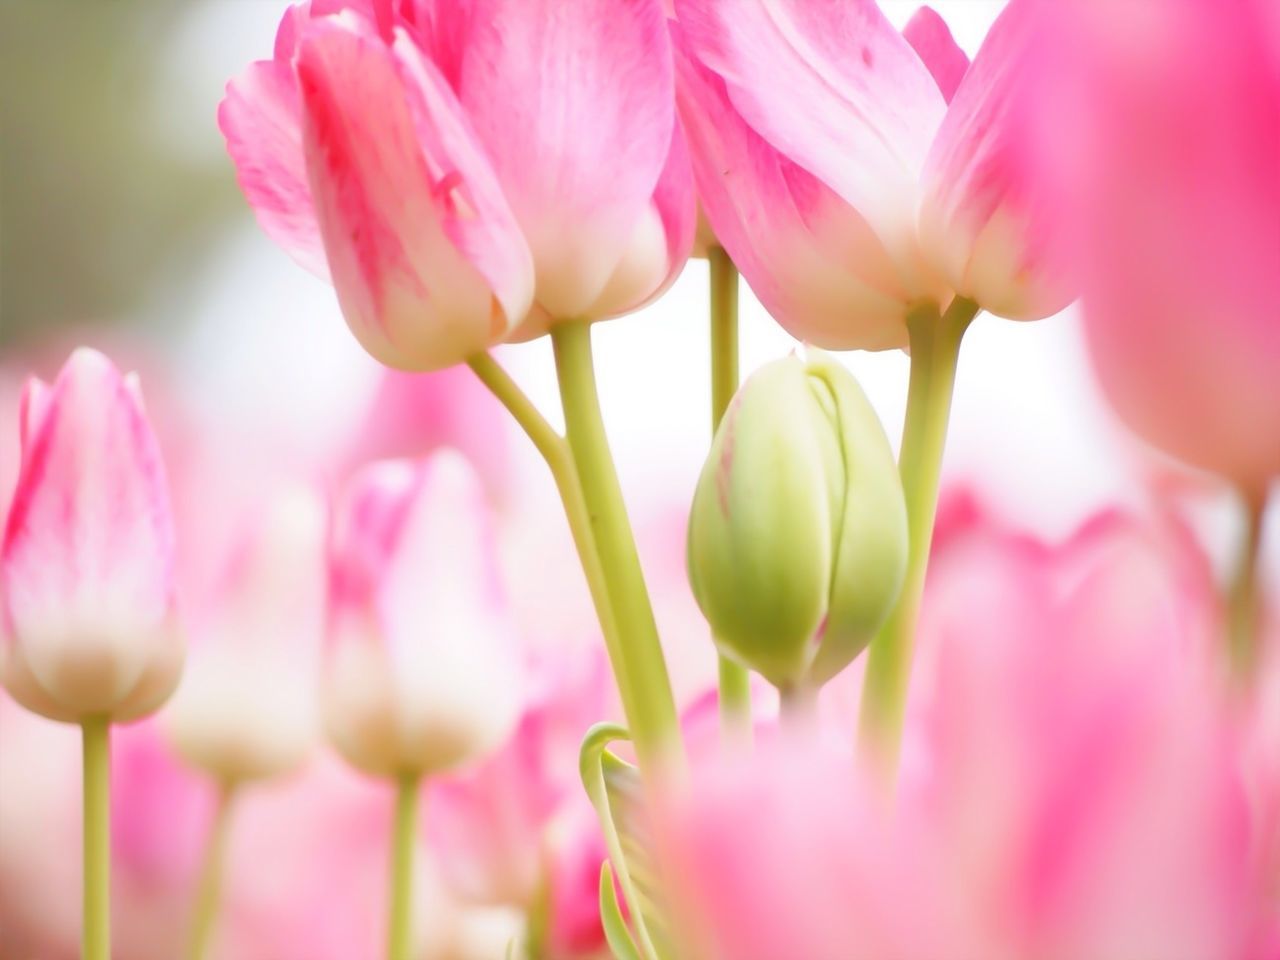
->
(323, 450), (521, 778)
(1024, 0), (1280, 491)
(674, 0), (1071, 350)
(164, 484), (327, 783)
(0, 348), (182, 724)
(221, 0), (694, 370)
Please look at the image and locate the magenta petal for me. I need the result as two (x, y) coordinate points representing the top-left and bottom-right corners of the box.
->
(903, 6), (970, 104)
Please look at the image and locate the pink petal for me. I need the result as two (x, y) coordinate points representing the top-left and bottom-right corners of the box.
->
(448, 0), (679, 320)
(903, 6), (970, 104)
(675, 0), (946, 294)
(917, 0), (1073, 320)
(1030, 0), (1280, 488)
(219, 59), (329, 279)
(295, 17), (533, 371)
(674, 35), (910, 350)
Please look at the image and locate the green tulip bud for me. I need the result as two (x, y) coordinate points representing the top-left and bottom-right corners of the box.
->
(687, 350), (908, 693)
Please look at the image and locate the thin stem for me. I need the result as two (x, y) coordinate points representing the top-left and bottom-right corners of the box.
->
(1228, 488), (1269, 683)
(859, 298), (978, 775)
(186, 782), (237, 960)
(709, 246), (753, 744)
(778, 684), (817, 736)
(82, 715), (110, 960)
(551, 323), (684, 777)
(387, 773), (421, 960)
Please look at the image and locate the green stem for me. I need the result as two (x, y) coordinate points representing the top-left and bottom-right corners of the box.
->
(859, 298), (978, 774)
(387, 773), (420, 960)
(186, 782), (237, 960)
(1228, 488), (1269, 683)
(82, 715), (110, 960)
(551, 323), (683, 777)
(709, 246), (752, 744)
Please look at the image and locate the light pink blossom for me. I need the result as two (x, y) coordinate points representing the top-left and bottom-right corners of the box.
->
(0, 348), (183, 724)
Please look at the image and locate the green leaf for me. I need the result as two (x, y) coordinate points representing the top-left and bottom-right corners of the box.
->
(579, 723), (672, 960)
(599, 862), (644, 960)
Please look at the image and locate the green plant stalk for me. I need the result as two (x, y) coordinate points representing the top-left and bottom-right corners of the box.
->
(387, 773), (420, 960)
(709, 246), (753, 743)
(551, 323), (684, 777)
(859, 298), (978, 773)
(186, 782), (237, 960)
(1228, 488), (1269, 683)
(82, 715), (110, 960)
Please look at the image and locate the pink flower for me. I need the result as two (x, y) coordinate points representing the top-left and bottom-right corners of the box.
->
(0, 348), (182, 724)
(323, 450), (522, 778)
(673, 0), (1071, 351)
(662, 505), (1263, 960)
(221, 0), (694, 371)
(1023, 0), (1280, 492)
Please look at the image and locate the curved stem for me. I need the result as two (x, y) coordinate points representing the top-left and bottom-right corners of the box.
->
(387, 773), (421, 960)
(550, 323), (683, 777)
(82, 715), (110, 960)
(709, 247), (753, 744)
(859, 298), (978, 775)
(1229, 488), (1269, 683)
(186, 782), (237, 960)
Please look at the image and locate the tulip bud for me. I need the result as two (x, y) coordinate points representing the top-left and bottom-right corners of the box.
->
(0, 348), (183, 724)
(323, 450), (521, 779)
(687, 352), (907, 692)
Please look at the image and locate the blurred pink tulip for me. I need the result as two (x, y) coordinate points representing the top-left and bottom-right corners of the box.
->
(0, 348), (183, 724)
(1024, 0), (1280, 491)
(324, 450), (522, 778)
(663, 504), (1264, 960)
(674, 0), (1072, 351)
(221, 0), (694, 371)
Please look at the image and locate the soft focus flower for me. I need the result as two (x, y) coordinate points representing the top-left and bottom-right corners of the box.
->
(674, 0), (1071, 351)
(221, 0), (694, 370)
(1024, 0), (1280, 491)
(664, 505), (1263, 960)
(0, 347), (182, 724)
(323, 450), (522, 778)
(164, 484), (326, 784)
(687, 351), (906, 691)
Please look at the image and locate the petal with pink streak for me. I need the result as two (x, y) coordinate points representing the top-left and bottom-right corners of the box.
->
(1, 349), (177, 718)
(675, 0), (946, 296)
(917, 0), (1073, 321)
(449, 0), (678, 320)
(903, 6), (970, 104)
(674, 35), (909, 350)
(295, 17), (533, 371)
(219, 59), (329, 279)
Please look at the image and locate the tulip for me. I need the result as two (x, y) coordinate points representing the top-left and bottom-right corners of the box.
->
(1, 347), (182, 724)
(221, 0), (694, 370)
(1022, 0), (1280, 492)
(686, 352), (907, 696)
(673, 0), (1071, 351)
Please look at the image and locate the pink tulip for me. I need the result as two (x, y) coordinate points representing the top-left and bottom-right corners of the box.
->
(0, 348), (182, 724)
(673, 0), (1071, 351)
(663, 504), (1263, 960)
(323, 450), (522, 778)
(221, 0), (694, 371)
(1023, 0), (1280, 491)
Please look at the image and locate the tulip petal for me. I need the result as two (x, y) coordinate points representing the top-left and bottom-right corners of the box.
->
(674, 37), (909, 350)
(903, 6), (970, 104)
(918, 0), (1072, 320)
(295, 17), (533, 371)
(448, 0), (678, 319)
(675, 0), (945, 286)
(219, 59), (329, 278)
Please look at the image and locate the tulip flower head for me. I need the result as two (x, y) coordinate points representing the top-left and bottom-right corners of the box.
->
(674, 0), (1072, 350)
(687, 351), (907, 692)
(323, 450), (521, 778)
(221, 0), (694, 371)
(0, 348), (182, 724)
